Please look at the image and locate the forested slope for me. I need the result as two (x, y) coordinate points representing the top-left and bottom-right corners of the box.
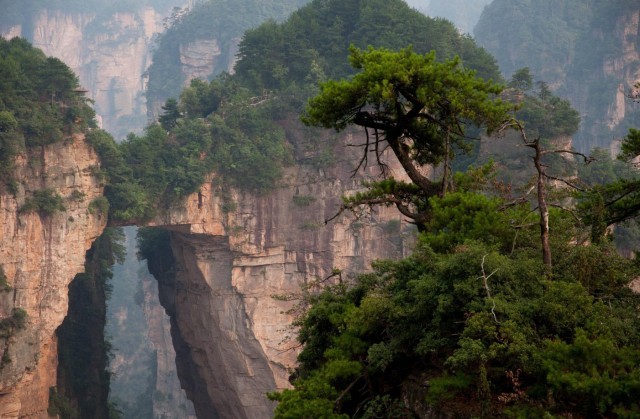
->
(0, 37), (96, 188)
(146, 0), (310, 115)
(100, 0), (501, 225)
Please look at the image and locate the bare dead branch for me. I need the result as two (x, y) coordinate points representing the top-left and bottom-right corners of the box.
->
(352, 126), (371, 176)
(542, 173), (586, 192)
(542, 148), (594, 164)
(324, 195), (425, 226)
(479, 254), (500, 324)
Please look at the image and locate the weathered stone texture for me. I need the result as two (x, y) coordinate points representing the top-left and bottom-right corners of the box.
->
(150, 131), (413, 418)
(0, 134), (106, 418)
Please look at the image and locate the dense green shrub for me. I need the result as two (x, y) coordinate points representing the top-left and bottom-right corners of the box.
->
(0, 37), (96, 186)
(0, 308), (28, 338)
(0, 265), (10, 291)
(88, 197), (110, 216)
(271, 230), (640, 417)
(235, 0), (502, 92)
(20, 188), (66, 216)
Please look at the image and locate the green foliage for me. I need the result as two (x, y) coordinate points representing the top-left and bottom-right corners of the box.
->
(577, 140), (640, 232)
(515, 81), (580, 140)
(426, 373), (474, 407)
(0, 265), (10, 292)
(304, 45), (511, 225)
(508, 67), (533, 91)
(70, 190), (86, 202)
(179, 76), (231, 119)
(0, 308), (28, 338)
(136, 228), (171, 262)
(542, 331), (640, 416)
(274, 230), (640, 417)
(158, 98), (180, 131)
(304, 46), (508, 134)
(88, 197), (110, 216)
(208, 110), (292, 192)
(235, 0), (502, 92)
(619, 128), (640, 162)
(0, 38), (95, 186)
(423, 192), (525, 253)
(20, 188), (66, 216)
(85, 129), (153, 223)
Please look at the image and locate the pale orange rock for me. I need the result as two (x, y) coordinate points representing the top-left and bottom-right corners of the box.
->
(0, 134), (106, 418)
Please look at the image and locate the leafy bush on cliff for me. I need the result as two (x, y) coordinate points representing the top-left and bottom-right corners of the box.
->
(0, 37), (96, 187)
(19, 188), (66, 216)
(0, 308), (28, 340)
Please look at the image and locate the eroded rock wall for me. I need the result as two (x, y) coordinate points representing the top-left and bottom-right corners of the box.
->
(149, 130), (413, 418)
(602, 11), (640, 130)
(0, 134), (106, 418)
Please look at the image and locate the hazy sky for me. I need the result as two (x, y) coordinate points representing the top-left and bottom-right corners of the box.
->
(404, 0), (428, 12)
(404, 0), (493, 34)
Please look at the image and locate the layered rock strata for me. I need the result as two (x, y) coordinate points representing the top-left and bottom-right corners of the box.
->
(0, 134), (106, 418)
(149, 130), (413, 418)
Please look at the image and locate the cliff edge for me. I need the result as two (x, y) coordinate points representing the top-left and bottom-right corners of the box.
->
(0, 134), (106, 418)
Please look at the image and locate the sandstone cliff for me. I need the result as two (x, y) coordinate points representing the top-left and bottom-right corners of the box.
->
(146, 129), (413, 418)
(0, 134), (106, 418)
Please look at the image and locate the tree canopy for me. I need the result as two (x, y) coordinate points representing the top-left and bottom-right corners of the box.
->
(303, 46), (512, 225)
(234, 0), (502, 92)
(0, 37), (96, 188)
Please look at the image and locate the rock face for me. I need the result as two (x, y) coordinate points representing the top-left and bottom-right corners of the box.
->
(180, 38), (238, 86)
(141, 271), (197, 419)
(601, 11), (640, 130)
(0, 134), (106, 418)
(476, 3), (640, 152)
(0, 6), (183, 140)
(148, 130), (413, 418)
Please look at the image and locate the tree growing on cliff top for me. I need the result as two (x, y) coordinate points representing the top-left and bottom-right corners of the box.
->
(303, 46), (513, 226)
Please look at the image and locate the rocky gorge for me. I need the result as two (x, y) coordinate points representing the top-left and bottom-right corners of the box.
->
(1, 1), (640, 418)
